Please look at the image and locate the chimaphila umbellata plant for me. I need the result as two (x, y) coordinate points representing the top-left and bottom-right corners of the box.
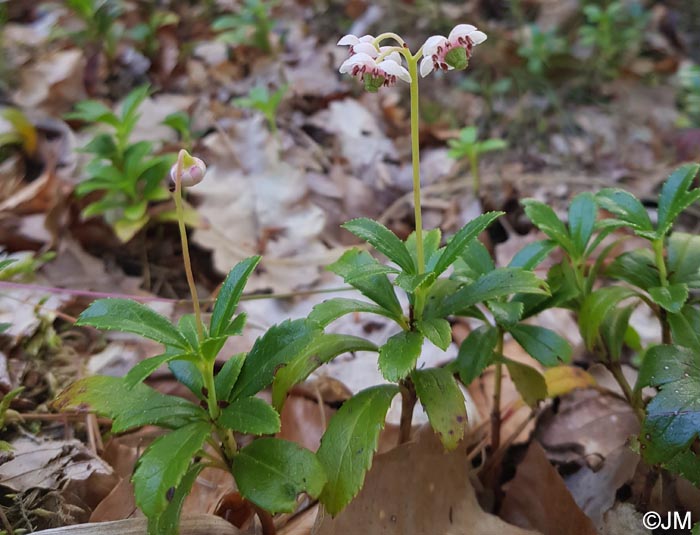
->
(447, 126), (507, 197)
(55, 150), (378, 534)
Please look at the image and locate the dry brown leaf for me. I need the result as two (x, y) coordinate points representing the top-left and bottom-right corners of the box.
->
(313, 426), (539, 535)
(500, 441), (597, 535)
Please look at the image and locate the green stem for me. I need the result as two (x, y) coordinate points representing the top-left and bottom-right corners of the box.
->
(468, 151), (480, 197)
(373, 32), (405, 47)
(491, 329), (504, 452)
(173, 153), (204, 341)
(652, 238), (668, 287)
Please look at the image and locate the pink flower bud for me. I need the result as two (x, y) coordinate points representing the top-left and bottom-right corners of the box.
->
(170, 150), (206, 189)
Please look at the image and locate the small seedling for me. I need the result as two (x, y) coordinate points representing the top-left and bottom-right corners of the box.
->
(447, 126), (507, 197)
(213, 0), (276, 53)
(128, 9), (179, 60)
(67, 85), (175, 243)
(517, 24), (566, 79)
(63, 0), (125, 60)
(233, 85), (287, 135)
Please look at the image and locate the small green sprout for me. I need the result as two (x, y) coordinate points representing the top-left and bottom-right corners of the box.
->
(447, 126), (507, 196)
(212, 0), (276, 53)
(233, 85), (288, 136)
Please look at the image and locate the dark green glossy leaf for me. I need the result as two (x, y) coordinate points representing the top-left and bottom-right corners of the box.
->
(648, 283), (688, 314)
(411, 368), (466, 450)
(568, 192), (597, 258)
(342, 218), (415, 273)
(210, 256), (260, 337)
(522, 199), (574, 253)
(439, 268), (548, 317)
(596, 189), (655, 239)
(668, 232), (700, 288)
(308, 298), (399, 328)
(378, 330), (424, 382)
(231, 319), (320, 400)
(509, 240), (556, 270)
(600, 305), (635, 361)
(417, 318), (452, 351)
(218, 397), (280, 435)
(406, 228), (442, 272)
(509, 324), (572, 366)
(637, 346), (700, 476)
(605, 249), (658, 289)
(453, 325), (498, 385)
(394, 272), (435, 293)
(656, 164), (700, 237)
(54, 376), (207, 433)
(328, 249), (403, 318)
(317, 385), (398, 515)
(668, 306), (700, 351)
(487, 301), (523, 328)
(214, 353), (246, 402)
(453, 240), (494, 279)
(169, 360), (204, 400)
(578, 287), (637, 350)
(433, 212), (502, 276)
(233, 438), (326, 513)
(149, 463), (204, 535)
(133, 421), (210, 518)
(124, 351), (192, 388)
(271, 334), (377, 411)
(76, 298), (189, 350)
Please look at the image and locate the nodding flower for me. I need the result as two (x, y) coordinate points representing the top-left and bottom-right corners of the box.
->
(339, 52), (411, 92)
(170, 150), (206, 190)
(419, 24), (487, 77)
(337, 33), (375, 54)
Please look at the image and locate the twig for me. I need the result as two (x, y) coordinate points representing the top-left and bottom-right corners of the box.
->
(398, 378), (417, 445)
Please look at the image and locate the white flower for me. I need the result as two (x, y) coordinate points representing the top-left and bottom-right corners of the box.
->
(419, 24), (487, 77)
(339, 52), (411, 92)
(337, 34), (375, 54)
(170, 150), (206, 188)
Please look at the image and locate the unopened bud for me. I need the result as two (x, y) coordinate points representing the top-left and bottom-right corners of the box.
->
(170, 150), (206, 189)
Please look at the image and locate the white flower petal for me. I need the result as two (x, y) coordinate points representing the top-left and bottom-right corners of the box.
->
(339, 52), (376, 73)
(338, 34), (360, 46)
(421, 35), (446, 58)
(419, 56), (435, 77)
(448, 24), (477, 41)
(353, 42), (379, 57)
(470, 30), (487, 45)
(385, 51), (403, 64)
(358, 35), (374, 43)
(378, 60), (411, 83)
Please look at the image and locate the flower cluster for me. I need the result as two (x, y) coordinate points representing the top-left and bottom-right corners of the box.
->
(338, 34), (411, 92)
(337, 25), (487, 90)
(419, 24), (487, 77)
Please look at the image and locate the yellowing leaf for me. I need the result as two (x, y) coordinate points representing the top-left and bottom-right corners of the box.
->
(544, 366), (596, 398)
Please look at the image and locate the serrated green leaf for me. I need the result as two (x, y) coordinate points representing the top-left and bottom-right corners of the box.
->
(417, 318), (452, 351)
(169, 360), (204, 400)
(210, 256), (261, 338)
(214, 353), (246, 402)
(124, 351), (192, 388)
(637, 346), (700, 475)
(453, 239), (494, 279)
(149, 463), (204, 535)
(668, 306), (700, 351)
(668, 232), (700, 288)
(328, 249), (403, 318)
(568, 192), (597, 258)
(411, 368), (466, 450)
(503, 357), (547, 407)
(54, 376), (207, 433)
(342, 218), (415, 274)
(218, 397), (280, 435)
(394, 272), (435, 293)
(596, 189), (654, 238)
(433, 212), (502, 276)
(133, 421), (210, 518)
(406, 228), (442, 272)
(600, 305), (636, 361)
(233, 438), (326, 513)
(605, 249), (658, 289)
(317, 385), (398, 515)
(272, 334), (377, 411)
(648, 283), (688, 314)
(76, 299), (189, 350)
(231, 320), (320, 400)
(454, 325), (499, 385)
(578, 287), (637, 350)
(509, 240), (556, 270)
(378, 331), (424, 382)
(509, 324), (572, 367)
(120, 85), (149, 123)
(656, 164), (700, 237)
(308, 298), (398, 328)
(487, 301), (523, 328)
(522, 199), (574, 254)
(439, 268), (548, 317)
